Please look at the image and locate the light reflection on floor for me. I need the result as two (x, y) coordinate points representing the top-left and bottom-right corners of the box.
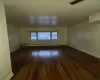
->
(32, 50), (59, 58)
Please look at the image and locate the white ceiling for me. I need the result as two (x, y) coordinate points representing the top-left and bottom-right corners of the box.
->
(3, 0), (100, 26)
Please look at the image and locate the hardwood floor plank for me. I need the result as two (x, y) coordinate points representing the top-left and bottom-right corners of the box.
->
(78, 69), (96, 80)
(57, 64), (71, 80)
(13, 64), (31, 80)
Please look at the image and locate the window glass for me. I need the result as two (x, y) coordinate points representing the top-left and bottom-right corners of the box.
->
(31, 32), (36, 40)
(52, 32), (57, 39)
(38, 32), (50, 40)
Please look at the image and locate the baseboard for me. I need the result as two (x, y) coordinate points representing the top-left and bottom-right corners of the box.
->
(5, 72), (14, 80)
(24, 45), (68, 47)
(22, 45), (68, 49)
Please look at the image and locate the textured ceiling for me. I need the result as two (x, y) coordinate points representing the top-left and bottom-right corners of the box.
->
(3, 0), (100, 26)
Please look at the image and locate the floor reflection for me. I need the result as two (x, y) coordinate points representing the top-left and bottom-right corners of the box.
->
(32, 50), (59, 58)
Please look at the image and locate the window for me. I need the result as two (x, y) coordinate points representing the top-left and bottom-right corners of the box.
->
(38, 32), (50, 40)
(30, 32), (37, 40)
(30, 32), (58, 40)
(52, 32), (57, 39)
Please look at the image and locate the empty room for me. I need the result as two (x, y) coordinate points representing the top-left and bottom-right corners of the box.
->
(0, 0), (100, 80)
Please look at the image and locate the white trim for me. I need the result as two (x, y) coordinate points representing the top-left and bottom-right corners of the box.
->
(5, 72), (14, 80)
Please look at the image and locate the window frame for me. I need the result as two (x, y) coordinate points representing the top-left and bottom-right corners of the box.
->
(30, 31), (58, 41)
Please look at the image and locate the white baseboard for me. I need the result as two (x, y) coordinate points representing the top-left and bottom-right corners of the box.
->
(5, 72), (14, 80)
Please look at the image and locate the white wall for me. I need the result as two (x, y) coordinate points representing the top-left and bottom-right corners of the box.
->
(20, 27), (67, 46)
(68, 21), (100, 58)
(0, 1), (12, 80)
(7, 25), (21, 52)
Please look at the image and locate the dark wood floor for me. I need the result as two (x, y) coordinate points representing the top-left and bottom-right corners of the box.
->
(11, 46), (100, 80)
